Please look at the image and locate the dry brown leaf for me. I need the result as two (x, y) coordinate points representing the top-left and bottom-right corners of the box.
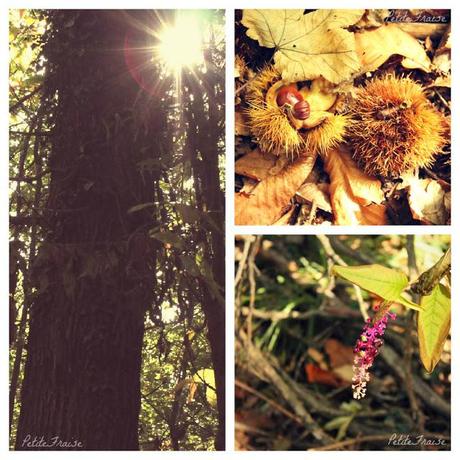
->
(355, 23), (431, 73)
(406, 177), (450, 225)
(238, 177), (258, 196)
(324, 146), (387, 225)
(433, 24), (451, 74)
(333, 365), (354, 383)
(307, 347), (328, 370)
(324, 338), (354, 368)
(273, 206), (296, 225)
(235, 148), (278, 182)
(396, 23), (447, 40)
(235, 152), (317, 225)
(354, 9), (389, 29)
(296, 182), (332, 213)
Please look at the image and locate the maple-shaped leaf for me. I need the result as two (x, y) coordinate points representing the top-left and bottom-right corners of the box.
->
(241, 9), (364, 84)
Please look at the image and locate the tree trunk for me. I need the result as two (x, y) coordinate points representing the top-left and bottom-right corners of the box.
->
(15, 10), (165, 450)
(184, 61), (226, 450)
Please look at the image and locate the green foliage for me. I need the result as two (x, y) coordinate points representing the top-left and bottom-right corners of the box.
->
(332, 264), (409, 302)
(139, 307), (217, 450)
(333, 264), (422, 311)
(418, 284), (451, 373)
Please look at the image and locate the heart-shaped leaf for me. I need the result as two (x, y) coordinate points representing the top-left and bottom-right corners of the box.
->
(333, 264), (408, 301)
(418, 283), (451, 373)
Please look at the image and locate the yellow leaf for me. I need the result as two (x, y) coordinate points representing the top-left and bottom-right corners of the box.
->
(193, 368), (217, 407)
(355, 24), (431, 73)
(242, 9), (364, 84)
(418, 284), (451, 373)
(324, 146), (386, 225)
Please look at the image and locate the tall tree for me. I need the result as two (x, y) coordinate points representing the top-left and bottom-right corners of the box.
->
(15, 10), (166, 450)
(183, 36), (226, 449)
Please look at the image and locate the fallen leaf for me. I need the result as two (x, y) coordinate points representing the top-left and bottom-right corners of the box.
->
(433, 24), (451, 74)
(305, 363), (346, 387)
(355, 23), (431, 73)
(235, 151), (317, 225)
(324, 339), (354, 368)
(323, 146), (386, 225)
(273, 205), (296, 225)
(235, 148), (278, 182)
(354, 9), (389, 28)
(242, 9), (364, 84)
(418, 283), (451, 373)
(296, 182), (332, 213)
(333, 365), (354, 383)
(406, 177), (450, 225)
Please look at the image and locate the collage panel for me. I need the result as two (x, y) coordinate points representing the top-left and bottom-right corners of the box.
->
(9, 9), (225, 451)
(235, 235), (451, 450)
(235, 9), (451, 226)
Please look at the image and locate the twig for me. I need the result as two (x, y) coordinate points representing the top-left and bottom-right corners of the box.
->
(380, 345), (451, 417)
(404, 236), (426, 435)
(309, 434), (394, 450)
(235, 379), (303, 426)
(234, 235), (254, 287)
(9, 85), (42, 113)
(328, 236), (374, 265)
(239, 331), (334, 444)
(246, 237), (261, 344)
(410, 246), (451, 295)
(317, 235), (368, 320)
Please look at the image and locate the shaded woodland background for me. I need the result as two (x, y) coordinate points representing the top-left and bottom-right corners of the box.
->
(235, 235), (450, 450)
(9, 9), (225, 450)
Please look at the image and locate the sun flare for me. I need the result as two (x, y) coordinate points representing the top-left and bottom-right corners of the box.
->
(156, 13), (203, 75)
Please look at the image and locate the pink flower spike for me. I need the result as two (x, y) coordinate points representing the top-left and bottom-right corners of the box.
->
(351, 311), (397, 400)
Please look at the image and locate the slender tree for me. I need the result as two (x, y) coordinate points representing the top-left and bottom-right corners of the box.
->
(183, 26), (226, 449)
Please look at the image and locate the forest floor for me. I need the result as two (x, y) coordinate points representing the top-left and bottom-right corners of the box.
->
(235, 235), (451, 451)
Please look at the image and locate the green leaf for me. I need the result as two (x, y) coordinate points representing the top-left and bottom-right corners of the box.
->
(396, 294), (423, 312)
(418, 283), (451, 373)
(324, 415), (354, 441)
(333, 264), (409, 301)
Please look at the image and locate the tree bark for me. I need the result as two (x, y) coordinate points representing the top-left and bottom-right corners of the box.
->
(15, 10), (165, 450)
